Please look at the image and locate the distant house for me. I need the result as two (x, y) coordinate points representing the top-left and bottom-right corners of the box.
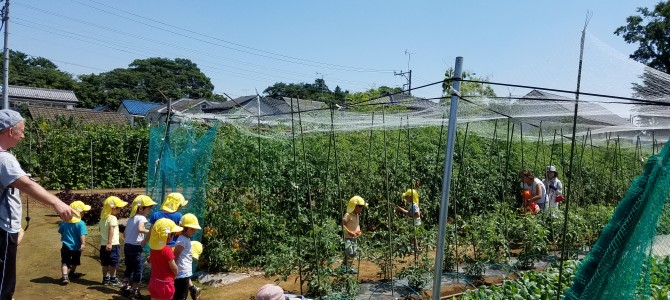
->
(4, 85), (78, 109)
(203, 95), (327, 117)
(483, 90), (629, 129)
(117, 99), (162, 126)
(28, 106), (129, 126)
(367, 94), (437, 111)
(631, 105), (670, 127)
(146, 98), (217, 124)
(630, 105), (670, 143)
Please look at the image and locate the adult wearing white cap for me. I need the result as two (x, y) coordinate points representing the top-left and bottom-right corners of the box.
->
(543, 165), (563, 209)
(0, 109), (77, 299)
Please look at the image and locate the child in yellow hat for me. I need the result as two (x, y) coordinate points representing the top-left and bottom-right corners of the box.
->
(189, 241), (204, 300)
(396, 189), (422, 226)
(342, 195), (367, 274)
(120, 195), (156, 298)
(99, 196), (128, 286)
(148, 218), (183, 300)
(143, 193), (187, 249)
(174, 213), (202, 300)
(58, 201), (91, 285)
(191, 241), (203, 261)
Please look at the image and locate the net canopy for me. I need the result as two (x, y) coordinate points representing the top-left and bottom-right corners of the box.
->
(171, 32), (670, 149)
(158, 31), (670, 298)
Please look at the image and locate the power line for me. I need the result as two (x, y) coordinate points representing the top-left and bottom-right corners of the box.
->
(12, 22), (377, 89)
(12, 4), (382, 87)
(66, 0), (395, 73)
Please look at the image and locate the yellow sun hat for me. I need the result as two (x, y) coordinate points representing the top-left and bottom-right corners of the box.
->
(68, 201), (91, 223)
(191, 241), (203, 260)
(161, 193), (186, 213)
(180, 213), (202, 230)
(402, 189), (419, 204)
(130, 195), (157, 218)
(148, 218), (183, 250)
(345, 195), (368, 214)
(100, 196), (128, 220)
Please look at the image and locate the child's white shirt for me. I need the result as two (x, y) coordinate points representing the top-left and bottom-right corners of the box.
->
(124, 215), (148, 245)
(175, 235), (193, 279)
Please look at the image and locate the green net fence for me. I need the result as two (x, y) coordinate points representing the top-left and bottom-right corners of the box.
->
(146, 123), (218, 241)
(564, 140), (670, 299)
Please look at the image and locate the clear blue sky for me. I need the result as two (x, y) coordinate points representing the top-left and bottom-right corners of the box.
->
(9, 0), (658, 111)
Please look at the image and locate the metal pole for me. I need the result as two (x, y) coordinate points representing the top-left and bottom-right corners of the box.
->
(160, 99), (172, 203)
(557, 15), (589, 299)
(257, 95), (262, 213)
(408, 69), (412, 95)
(130, 142), (142, 193)
(90, 137), (93, 195)
(289, 97), (304, 295)
(2, 0), (9, 110)
(432, 56), (463, 300)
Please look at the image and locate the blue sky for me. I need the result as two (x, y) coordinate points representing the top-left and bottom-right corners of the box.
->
(9, 0), (658, 114)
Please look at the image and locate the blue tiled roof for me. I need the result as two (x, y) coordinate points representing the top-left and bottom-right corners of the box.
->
(121, 99), (162, 116)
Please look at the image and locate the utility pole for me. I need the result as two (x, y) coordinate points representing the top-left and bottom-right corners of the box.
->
(315, 72), (331, 104)
(394, 50), (414, 95)
(394, 70), (412, 95)
(2, 0), (9, 110)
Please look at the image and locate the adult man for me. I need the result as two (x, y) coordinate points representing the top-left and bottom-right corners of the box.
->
(0, 109), (77, 299)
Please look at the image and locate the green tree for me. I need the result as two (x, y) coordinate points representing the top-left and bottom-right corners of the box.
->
(442, 68), (496, 98)
(615, 1), (670, 74)
(615, 2), (670, 126)
(343, 86), (403, 111)
(4, 50), (77, 90)
(76, 57), (224, 109)
(345, 86), (403, 105)
(263, 78), (347, 106)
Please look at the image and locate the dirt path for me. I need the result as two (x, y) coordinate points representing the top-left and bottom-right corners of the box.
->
(13, 190), (312, 299)
(15, 189), (474, 299)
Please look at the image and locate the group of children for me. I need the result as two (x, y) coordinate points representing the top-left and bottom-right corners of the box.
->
(57, 192), (204, 300)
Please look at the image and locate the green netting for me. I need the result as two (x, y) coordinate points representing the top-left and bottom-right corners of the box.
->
(564, 140), (670, 299)
(146, 123), (218, 241)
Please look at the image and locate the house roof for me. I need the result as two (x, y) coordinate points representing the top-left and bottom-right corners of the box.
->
(120, 99), (162, 116)
(7, 85), (78, 103)
(281, 97), (328, 112)
(368, 94), (437, 110)
(221, 96), (257, 110)
(208, 96), (328, 116)
(518, 90), (629, 126)
(28, 106), (129, 125)
(632, 105), (670, 118)
(149, 98), (214, 114)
